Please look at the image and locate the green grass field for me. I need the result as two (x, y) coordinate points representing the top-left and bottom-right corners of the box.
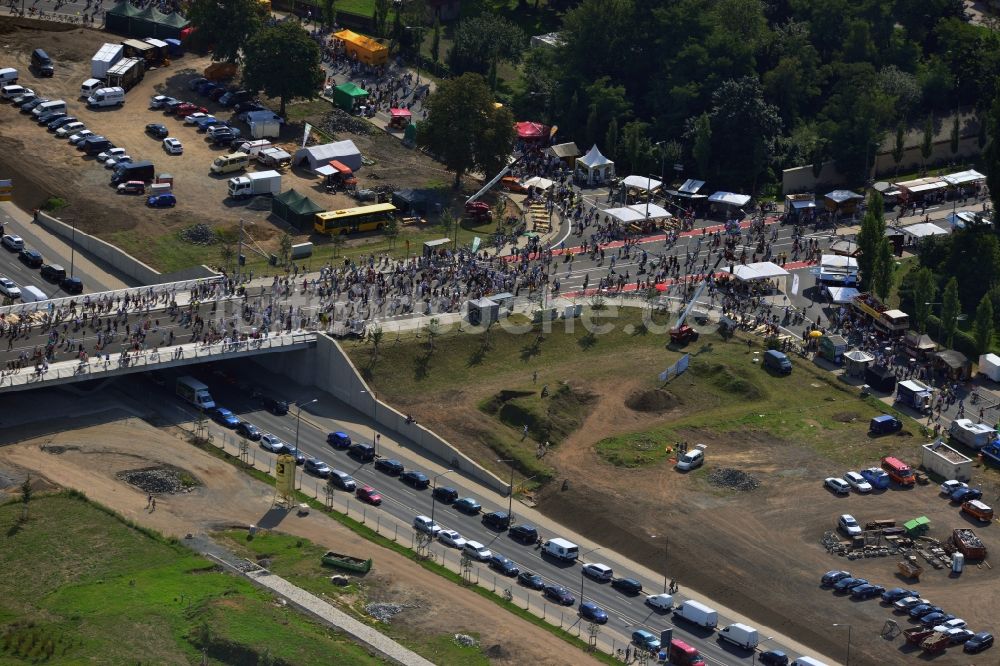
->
(0, 493), (385, 665)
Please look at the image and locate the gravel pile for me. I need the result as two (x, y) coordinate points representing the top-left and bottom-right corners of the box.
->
(365, 602), (405, 623)
(319, 109), (375, 135)
(180, 223), (217, 245)
(454, 634), (478, 648)
(708, 467), (760, 491)
(116, 467), (196, 494)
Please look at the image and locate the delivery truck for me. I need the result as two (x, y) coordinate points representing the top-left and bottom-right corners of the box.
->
(541, 537), (578, 562)
(673, 600), (718, 628)
(176, 376), (215, 411)
(718, 623), (759, 649)
(228, 170), (281, 199)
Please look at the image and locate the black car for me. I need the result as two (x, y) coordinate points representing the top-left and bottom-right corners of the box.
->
(236, 421), (262, 441)
(284, 446), (306, 465)
(517, 571), (545, 590)
(262, 396), (288, 415)
(964, 631), (994, 653)
(21, 97), (49, 112)
(348, 442), (375, 462)
(18, 248), (43, 267)
(482, 511), (511, 531)
(432, 486), (458, 503)
(212, 131), (237, 146)
(508, 524), (539, 544)
(188, 77), (208, 91)
(400, 470), (429, 489)
(163, 99), (184, 112)
(40, 263), (66, 283)
(611, 577), (643, 595)
(60, 277), (83, 295)
(543, 584), (575, 606)
(758, 651), (789, 666)
(374, 458), (404, 476)
(328, 469), (356, 491)
(146, 123), (169, 139)
(48, 115), (76, 130)
(488, 554), (520, 577)
(36, 111), (65, 125)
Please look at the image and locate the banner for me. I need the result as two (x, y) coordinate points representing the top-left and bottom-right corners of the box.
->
(302, 122), (312, 147)
(791, 274), (800, 296)
(676, 353), (691, 375)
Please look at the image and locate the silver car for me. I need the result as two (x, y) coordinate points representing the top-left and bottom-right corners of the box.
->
(0, 276), (21, 299)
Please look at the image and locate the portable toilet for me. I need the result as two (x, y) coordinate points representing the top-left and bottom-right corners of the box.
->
(952, 552), (965, 574)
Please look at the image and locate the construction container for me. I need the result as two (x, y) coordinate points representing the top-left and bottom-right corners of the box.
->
(952, 552), (964, 574)
(921, 440), (973, 481)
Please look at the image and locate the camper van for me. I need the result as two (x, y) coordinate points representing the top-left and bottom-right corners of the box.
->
(87, 86), (125, 108)
(210, 152), (250, 174)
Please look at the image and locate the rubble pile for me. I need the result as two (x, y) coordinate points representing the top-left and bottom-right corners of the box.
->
(116, 467), (196, 494)
(319, 109), (375, 136)
(180, 223), (217, 245)
(708, 468), (760, 491)
(453, 634), (478, 648)
(365, 603), (405, 623)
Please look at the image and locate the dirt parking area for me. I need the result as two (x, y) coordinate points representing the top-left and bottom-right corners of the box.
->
(0, 18), (459, 271)
(0, 417), (601, 666)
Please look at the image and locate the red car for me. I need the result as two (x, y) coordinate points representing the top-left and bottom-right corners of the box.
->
(355, 485), (382, 505)
(174, 102), (207, 117)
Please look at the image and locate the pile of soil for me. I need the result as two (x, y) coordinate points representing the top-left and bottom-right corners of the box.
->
(833, 412), (860, 423)
(116, 466), (200, 494)
(624, 389), (677, 412)
(708, 468), (760, 492)
(317, 109), (376, 136)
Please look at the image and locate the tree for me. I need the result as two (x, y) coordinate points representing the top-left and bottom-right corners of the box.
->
(856, 192), (885, 292)
(974, 294), (994, 354)
(187, 0), (266, 63)
(368, 324), (384, 363)
(921, 115), (934, 170)
(941, 276), (961, 347)
(430, 16), (441, 64)
(417, 73), (517, 188)
(243, 22), (324, 116)
(690, 113), (712, 178)
(978, 115), (988, 151)
(892, 122), (906, 174)
(872, 237), (894, 301)
(384, 216), (399, 248)
(451, 14), (526, 86)
(20, 475), (31, 522)
(373, 0), (391, 37)
(950, 116), (960, 158)
(912, 267), (937, 334)
(621, 120), (649, 173)
(322, 0), (336, 29)
(704, 76), (783, 190)
(985, 95), (1000, 229)
(278, 232), (292, 264)
(604, 117), (619, 160)
(331, 232), (345, 258)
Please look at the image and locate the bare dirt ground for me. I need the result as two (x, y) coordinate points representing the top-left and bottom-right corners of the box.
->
(0, 417), (601, 666)
(0, 18), (460, 270)
(384, 368), (1000, 666)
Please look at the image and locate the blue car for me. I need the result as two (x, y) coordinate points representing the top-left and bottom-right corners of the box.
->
(850, 584), (885, 600)
(833, 577), (867, 592)
(211, 407), (240, 428)
(327, 431), (351, 449)
(454, 497), (482, 514)
(952, 487), (983, 503)
(147, 193), (176, 208)
(881, 587), (919, 603)
(964, 631), (994, 653)
(920, 612), (954, 627)
(579, 601), (608, 624)
(631, 629), (660, 652)
(488, 554), (520, 577)
(193, 116), (219, 131)
(909, 603), (941, 618)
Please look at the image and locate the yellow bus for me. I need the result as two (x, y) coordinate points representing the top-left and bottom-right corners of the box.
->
(314, 203), (396, 235)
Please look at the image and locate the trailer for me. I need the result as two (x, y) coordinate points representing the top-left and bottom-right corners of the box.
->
(91, 43), (123, 79)
(952, 528), (987, 560)
(105, 57), (144, 91)
(851, 292), (909, 333)
(920, 632), (950, 654)
(904, 627), (935, 645)
(896, 379), (933, 412)
(979, 353), (1000, 381)
(321, 550), (372, 574)
(950, 418), (998, 450)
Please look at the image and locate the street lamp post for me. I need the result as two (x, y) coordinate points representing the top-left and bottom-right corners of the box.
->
(360, 389), (379, 456)
(578, 546), (602, 607)
(832, 623), (852, 666)
(294, 398), (318, 451)
(751, 635), (774, 665)
(429, 469), (453, 527)
(497, 458), (516, 522)
(651, 534), (669, 593)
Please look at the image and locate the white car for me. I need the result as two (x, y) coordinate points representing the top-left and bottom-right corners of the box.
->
(97, 147), (126, 162)
(162, 137), (183, 154)
(463, 540), (492, 562)
(1, 234), (24, 251)
(259, 433), (286, 453)
(55, 121), (85, 138)
(838, 513), (862, 537)
(0, 276), (21, 299)
(149, 94), (170, 109)
(69, 130), (94, 145)
(437, 529), (466, 549)
(104, 154), (131, 169)
(844, 471), (872, 493)
(412, 515), (441, 536)
(940, 480), (968, 496)
(582, 562), (613, 581)
(184, 112), (209, 124)
(824, 477), (850, 495)
(934, 618), (967, 632)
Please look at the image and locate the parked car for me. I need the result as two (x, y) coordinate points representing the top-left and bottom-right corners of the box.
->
(463, 541), (492, 562)
(150, 94), (174, 108)
(825, 477), (850, 494)
(373, 458), (404, 476)
(508, 524), (539, 544)
(348, 442), (375, 462)
(184, 111), (210, 124)
(36, 110), (65, 125)
(908, 604), (942, 618)
(844, 471), (873, 493)
(432, 486), (458, 503)
(952, 487), (983, 503)
(40, 263), (66, 283)
(758, 651), (789, 666)
(328, 470), (355, 491)
(211, 407), (240, 428)
(175, 102), (207, 116)
(893, 596), (927, 611)
(145, 123), (169, 138)
(517, 571), (545, 589)
(881, 587), (919, 603)
(921, 611), (955, 627)
(934, 618), (967, 632)
(98, 146), (127, 162)
(235, 421), (261, 441)
(117, 180), (146, 194)
(838, 514), (862, 537)
(946, 628), (975, 645)
(18, 248), (43, 267)
(55, 122), (85, 137)
(941, 480), (969, 496)
(821, 570), (851, 586)
(284, 446), (305, 465)
(162, 137), (183, 155)
(68, 130), (94, 145)
(611, 577), (643, 595)
(60, 277), (82, 295)
(488, 554), (519, 576)
(579, 601), (609, 624)
(400, 470), (429, 489)
(437, 529), (466, 549)
(543, 585), (575, 606)
(582, 563), (614, 582)
(259, 433), (286, 453)
(47, 115), (76, 131)
(261, 396), (288, 415)
(355, 485), (382, 505)
(163, 99), (184, 112)
(454, 497), (482, 514)
(327, 431), (351, 448)
(850, 584), (886, 600)
(412, 515), (441, 536)
(833, 577), (868, 592)
(194, 116), (222, 131)
(2, 234), (24, 251)
(964, 631), (994, 653)
(304, 458), (331, 477)
(147, 193), (176, 208)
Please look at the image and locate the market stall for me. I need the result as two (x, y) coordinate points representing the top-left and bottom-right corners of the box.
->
(333, 29), (388, 66)
(823, 190), (864, 214)
(388, 108), (411, 130)
(575, 145), (615, 186)
(331, 82), (369, 113)
(515, 121), (549, 143)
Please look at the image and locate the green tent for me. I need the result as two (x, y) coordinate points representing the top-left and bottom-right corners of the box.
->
(403, 121), (417, 144)
(332, 82), (369, 112)
(271, 189), (325, 232)
(105, 1), (144, 37)
(106, 1), (189, 39)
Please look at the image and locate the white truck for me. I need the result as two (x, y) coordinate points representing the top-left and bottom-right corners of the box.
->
(541, 537), (579, 562)
(950, 418), (997, 450)
(87, 86), (125, 108)
(718, 622), (759, 649)
(673, 600), (718, 628)
(644, 593), (673, 611)
(176, 376), (216, 411)
(228, 170), (281, 199)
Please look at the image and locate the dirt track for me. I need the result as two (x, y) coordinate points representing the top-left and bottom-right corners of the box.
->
(0, 418), (601, 666)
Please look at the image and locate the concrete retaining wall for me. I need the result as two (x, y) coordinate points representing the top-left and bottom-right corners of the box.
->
(34, 210), (216, 285)
(254, 335), (510, 495)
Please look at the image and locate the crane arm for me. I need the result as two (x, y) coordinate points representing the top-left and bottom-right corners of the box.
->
(674, 279), (709, 329)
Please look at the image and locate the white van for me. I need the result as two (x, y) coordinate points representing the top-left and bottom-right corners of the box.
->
(790, 658), (829, 666)
(19, 285), (48, 303)
(235, 139), (272, 158)
(675, 444), (706, 471)
(80, 78), (102, 98)
(1, 84), (27, 100)
(87, 87), (125, 108)
(210, 152), (250, 174)
(33, 99), (66, 117)
(0, 68), (18, 85)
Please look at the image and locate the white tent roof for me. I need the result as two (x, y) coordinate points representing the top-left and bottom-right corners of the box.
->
(522, 176), (554, 190)
(621, 175), (662, 191)
(627, 203), (671, 219)
(577, 144), (612, 168)
(903, 222), (949, 238)
(824, 190), (863, 203)
(294, 140), (362, 170)
(603, 206), (645, 224)
(895, 177), (946, 193)
(826, 286), (860, 304)
(941, 169), (985, 186)
(315, 164), (336, 176)
(708, 191), (751, 207)
(820, 255), (857, 269)
(844, 349), (874, 363)
(725, 261), (789, 282)
(678, 179), (705, 194)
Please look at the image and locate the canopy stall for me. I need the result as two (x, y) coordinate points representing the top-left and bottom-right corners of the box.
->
(332, 82), (369, 113)
(828, 239), (859, 256)
(817, 255), (858, 285)
(826, 286), (860, 304)
(602, 207), (646, 224)
(902, 222), (949, 240)
(333, 29), (388, 66)
(946, 211), (989, 229)
(934, 349), (971, 380)
(627, 203), (671, 219)
(575, 144), (615, 186)
(708, 191), (751, 208)
(894, 177), (946, 200)
(823, 190), (863, 213)
(388, 107), (411, 129)
(522, 176), (554, 191)
(621, 175), (662, 191)
(106, 2), (190, 39)
(546, 142), (579, 164)
(724, 261), (789, 283)
(515, 121), (549, 142)
(941, 169), (985, 187)
(844, 349), (875, 378)
(785, 193), (816, 211)
(293, 140), (362, 171)
(271, 189), (325, 232)
(666, 179), (708, 199)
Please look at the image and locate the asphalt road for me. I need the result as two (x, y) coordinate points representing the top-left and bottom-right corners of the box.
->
(119, 363), (809, 665)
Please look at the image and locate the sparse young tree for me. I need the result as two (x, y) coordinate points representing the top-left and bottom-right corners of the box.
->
(278, 232), (293, 264)
(331, 233), (346, 258)
(368, 324), (384, 362)
(20, 475), (32, 522)
(974, 294), (994, 354)
(892, 122), (906, 174)
(384, 216), (399, 248)
(941, 276), (961, 347)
